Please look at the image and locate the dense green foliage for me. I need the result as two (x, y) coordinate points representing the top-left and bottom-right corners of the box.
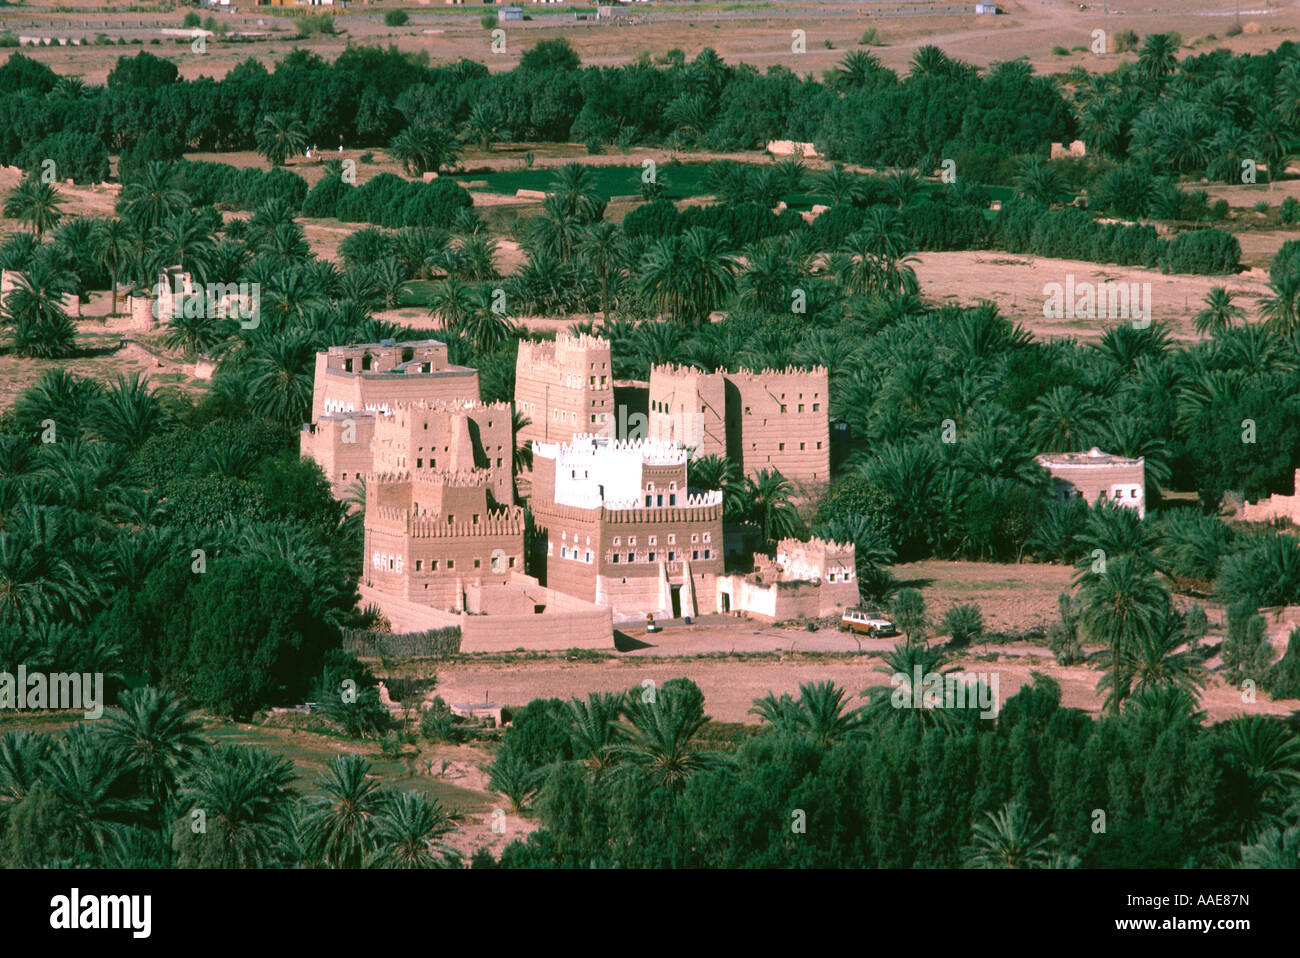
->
(483, 676), (1300, 868)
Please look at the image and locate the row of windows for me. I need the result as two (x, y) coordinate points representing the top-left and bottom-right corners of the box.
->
(609, 549), (712, 564)
(546, 544), (713, 564)
(373, 552), (517, 573)
(775, 441), (823, 452)
(610, 533), (710, 547)
(401, 457), (505, 470)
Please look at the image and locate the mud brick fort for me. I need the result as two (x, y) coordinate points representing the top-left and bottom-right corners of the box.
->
(648, 363), (832, 491)
(302, 335), (859, 647)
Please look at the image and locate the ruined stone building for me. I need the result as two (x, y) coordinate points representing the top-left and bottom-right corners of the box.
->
(1239, 469), (1300, 524)
(529, 435), (724, 617)
(717, 537), (859, 620)
(514, 332), (615, 449)
(1035, 448), (1146, 519)
(648, 364), (831, 490)
(363, 468), (525, 610)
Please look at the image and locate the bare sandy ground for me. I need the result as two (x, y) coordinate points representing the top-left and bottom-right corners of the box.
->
(913, 251), (1271, 341)
(432, 649), (1294, 725)
(6, 0), (1298, 81)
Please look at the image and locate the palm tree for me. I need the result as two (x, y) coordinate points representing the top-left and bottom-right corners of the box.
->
(1258, 274), (1300, 335)
(1193, 286), (1244, 335)
(388, 124), (460, 177)
(242, 330), (317, 426)
(91, 218), (136, 316)
(815, 165), (862, 206)
(689, 453), (746, 521)
(90, 373), (171, 451)
(163, 310), (236, 361)
(148, 210), (215, 284)
(883, 168), (926, 209)
(862, 640), (959, 723)
(1095, 611), (1207, 713)
(255, 113), (308, 167)
(1137, 32), (1179, 83)
(1028, 386), (1103, 452)
(0, 730), (51, 828)
(738, 240), (799, 315)
(965, 801), (1055, 869)
(637, 227), (739, 328)
(909, 45), (952, 78)
(176, 746), (298, 868)
(463, 101), (500, 152)
(486, 751), (543, 813)
(1240, 825), (1300, 868)
(100, 686), (209, 819)
(548, 163), (606, 224)
(118, 162), (189, 236)
(1014, 157), (1069, 205)
(566, 692), (625, 770)
(609, 685), (730, 791)
(578, 220), (625, 317)
(451, 285), (517, 353)
(301, 754), (386, 869)
(1, 259), (78, 359)
(1077, 556), (1170, 711)
(1223, 715), (1300, 826)
(745, 468), (802, 544)
(366, 792), (459, 868)
(835, 49), (882, 90)
(42, 726), (147, 860)
(3, 176), (65, 238)
(749, 681), (864, 748)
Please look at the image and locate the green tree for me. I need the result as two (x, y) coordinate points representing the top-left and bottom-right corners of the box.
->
(3, 176), (64, 238)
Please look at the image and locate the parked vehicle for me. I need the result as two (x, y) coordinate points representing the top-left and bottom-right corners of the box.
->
(839, 609), (898, 637)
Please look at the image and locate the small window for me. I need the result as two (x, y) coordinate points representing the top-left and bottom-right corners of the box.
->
(415, 560), (423, 571)
(474, 558), (482, 569)
(430, 560), (439, 571)
(447, 560), (455, 570)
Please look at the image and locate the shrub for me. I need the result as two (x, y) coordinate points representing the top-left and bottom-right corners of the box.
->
(942, 603), (985, 647)
(384, 10), (410, 27)
(1161, 228), (1240, 275)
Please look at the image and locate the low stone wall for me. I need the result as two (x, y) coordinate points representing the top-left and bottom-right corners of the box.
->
(360, 581), (612, 652)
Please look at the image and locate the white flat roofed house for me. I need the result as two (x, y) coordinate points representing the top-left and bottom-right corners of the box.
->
(1036, 447), (1146, 519)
